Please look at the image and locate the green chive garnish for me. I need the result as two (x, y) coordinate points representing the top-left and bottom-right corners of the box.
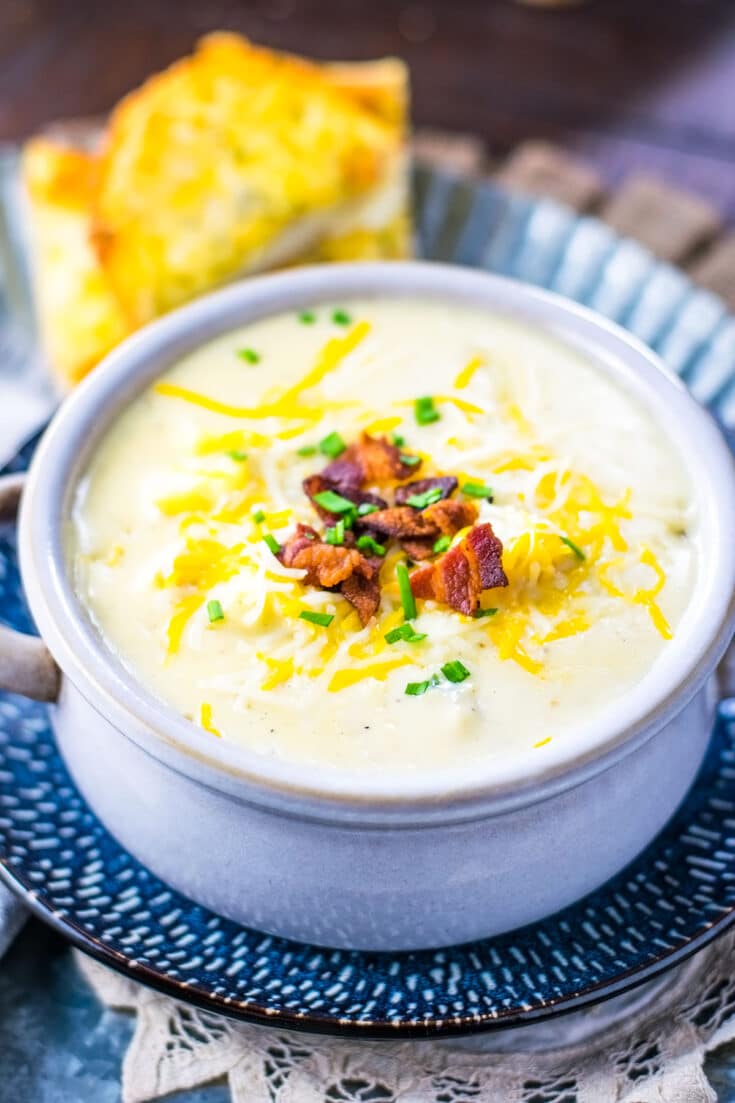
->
(332, 309), (352, 326)
(406, 487), (443, 510)
(207, 599), (224, 623)
(297, 444), (317, 457)
(442, 659), (471, 683)
(318, 431), (347, 459)
(313, 490), (356, 514)
(396, 561), (417, 620)
(462, 481), (493, 501)
(385, 623), (427, 645)
(227, 449), (248, 462)
(252, 508), (266, 524)
(263, 533), (281, 555)
(357, 502), (380, 517)
(405, 676), (439, 697)
(325, 520), (345, 545)
(356, 534), (386, 557)
(401, 453), (422, 467)
(560, 535), (586, 560)
(433, 535), (451, 554)
(299, 311), (316, 325)
(473, 607), (498, 619)
(238, 348), (260, 364)
(414, 396), (440, 426)
(391, 432), (405, 447)
(299, 610), (334, 627)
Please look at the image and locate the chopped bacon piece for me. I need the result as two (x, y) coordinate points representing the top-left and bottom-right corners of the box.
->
(394, 476), (458, 505)
(341, 570), (381, 625)
(400, 539), (438, 562)
(409, 522), (508, 616)
(363, 506), (438, 540)
(278, 524), (380, 625)
(466, 523), (508, 590)
(329, 432), (420, 484)
(423, 498), (478, 535)
(279, 524), (364, 587)
(382, 499), (479, 561)
(303, 474), (386, 521)
(278, 523), (319, 562)
(319, 458), (363, 493)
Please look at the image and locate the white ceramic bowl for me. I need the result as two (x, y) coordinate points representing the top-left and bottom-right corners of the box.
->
(4, 262), (735, 951)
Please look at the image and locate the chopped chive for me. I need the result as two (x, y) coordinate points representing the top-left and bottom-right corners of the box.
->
(357, 534), (386, 557)
(237, 348), (260, 364)
(385, 623), (427, 645)
(318, 431), (347, 459)
(400, 453), (422, 467)
(325, 519), (345, 545)
(406, 486), (443, 510)
(391, 432), (405, 447)
(442, 659), (471, 683)
(357, 502), (380, 517)
(263, 533), (281, 555)
(462, 481), (494, 501)
(313, 489), (356, 514)
(299, 310), (316, 324)
(405, 675), (439, 697)
(297, 444), (317, 457)
(207, 599), (224, 623)
(414, 396), (440, 426)
(332, 309), (352, 326)
(433, 535), (451, 554)
(226, 449), (248, 462)
(252, 508), (266, 524)
(473, 607), (498, 619)
(396, 561), (417, 620)
(299, 610), (334, 627)
(560, 535), (586, 560)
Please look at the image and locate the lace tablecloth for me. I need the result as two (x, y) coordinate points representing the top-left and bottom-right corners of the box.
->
(73, 931), (735, 1103)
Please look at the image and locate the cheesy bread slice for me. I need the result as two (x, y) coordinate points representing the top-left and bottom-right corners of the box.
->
(22, 34), (410, 388)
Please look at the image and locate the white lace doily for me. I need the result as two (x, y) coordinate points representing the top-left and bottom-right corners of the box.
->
(75, 930), (735, 1103)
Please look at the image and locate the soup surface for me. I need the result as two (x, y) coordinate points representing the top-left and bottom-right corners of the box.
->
(71, 298), (697, 771)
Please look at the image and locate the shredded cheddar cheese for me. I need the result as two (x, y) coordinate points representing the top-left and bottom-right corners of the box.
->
(199, 702), (221, 738)
(328, 657), (412, 692)
(453, 355), (484, 390)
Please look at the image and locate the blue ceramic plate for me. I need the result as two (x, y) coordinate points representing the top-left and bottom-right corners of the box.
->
(1, 166), (735, 1038)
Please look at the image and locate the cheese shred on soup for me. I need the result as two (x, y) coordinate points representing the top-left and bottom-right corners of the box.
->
(71, 299), (697, 771)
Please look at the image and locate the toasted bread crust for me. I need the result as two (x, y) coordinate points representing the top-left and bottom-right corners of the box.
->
(22, 34), (410, 387)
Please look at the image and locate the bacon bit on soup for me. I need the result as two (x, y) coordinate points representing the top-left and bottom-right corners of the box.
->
(278, 523), (380, 625)
(303, 473), (387, 521)
(365, 498), (479, 561)
(324, 432), (420, 484)
(410, 522), (508, 616)
(340, 568), (381, 625)
(402, 500), (479, 561)
(394, 476), (458, 505)
(363, 505), (439, 540)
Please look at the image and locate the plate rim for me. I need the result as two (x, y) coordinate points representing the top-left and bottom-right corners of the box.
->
(2, 854), (734, 1039)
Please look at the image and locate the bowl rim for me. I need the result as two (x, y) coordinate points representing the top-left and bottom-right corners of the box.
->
(18, 261), (735, 821)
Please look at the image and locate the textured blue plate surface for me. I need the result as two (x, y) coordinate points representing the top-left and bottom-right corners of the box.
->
(1, 168), (735, 1038)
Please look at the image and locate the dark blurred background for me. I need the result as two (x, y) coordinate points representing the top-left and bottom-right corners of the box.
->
(1, 0), (735, 222)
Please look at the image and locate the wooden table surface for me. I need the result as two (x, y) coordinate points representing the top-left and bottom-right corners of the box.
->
(1, 0), (735, 223)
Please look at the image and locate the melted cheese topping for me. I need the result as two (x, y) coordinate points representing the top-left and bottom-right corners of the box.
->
(71, 299), (697, 772)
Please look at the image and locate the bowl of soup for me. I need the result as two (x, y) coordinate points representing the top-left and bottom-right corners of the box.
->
(8, 262), (735, 950)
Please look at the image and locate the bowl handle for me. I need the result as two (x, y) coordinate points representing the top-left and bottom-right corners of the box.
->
(0, 473), (60, 703)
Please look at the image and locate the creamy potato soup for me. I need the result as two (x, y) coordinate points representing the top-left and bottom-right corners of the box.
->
(71, 299), (696, 771)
